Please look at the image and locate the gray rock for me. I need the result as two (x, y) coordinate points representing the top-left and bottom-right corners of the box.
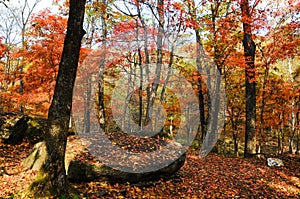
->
(22, 141), (47, 170)
(267, 158), (284, 167)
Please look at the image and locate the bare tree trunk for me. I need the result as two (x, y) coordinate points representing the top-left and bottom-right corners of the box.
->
(145, 0), (164, 124)
(84, 77), (91, 134)
(296, 108), (300, 154)
(98, 0), (108, 130)
(230, 107), (239, 156)
(137, 3), (152, 130)
(188, 0), (213, 148)
(138, 49), (144, 130)
(258, 65), (268, 152)
(279, 110), (285, 155)
(288, 58), (296, 154)
(29, 0), (86, 197)
(209, 2), (224, 152)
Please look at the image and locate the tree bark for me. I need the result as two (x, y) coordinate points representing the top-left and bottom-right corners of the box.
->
(84, 77), (91, 134)
(145, 0), (164, 125)
(195, 29), (207, 144)
(29, 0), (86, 197)
(241, 0), (257, 157)
(97, 0), (108, 130)
(188, 0), (207, 148)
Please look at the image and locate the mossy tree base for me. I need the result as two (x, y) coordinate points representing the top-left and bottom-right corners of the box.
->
(28, 173), (80, 198)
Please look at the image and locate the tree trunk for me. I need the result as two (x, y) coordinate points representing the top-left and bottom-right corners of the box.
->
(195, 29), (207, 144)
(97, 0), (108, 130)
(84, 77), (91, 134)
(258, 65), (268, 152)
(137, 4), (151, 130)
(296, 109), (300, 154)
(241, 0), (257, 157)
(230, 107), (239, 157)
(29, 0), (86, 197)
(145, 0), (164, 124)
(188, 0), (209, 148)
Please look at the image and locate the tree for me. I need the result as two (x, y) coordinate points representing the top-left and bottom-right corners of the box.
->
(240, 0), (257, 157)
(29, 0), (86, 197)
(0, 0), (42, 113)
(0, 37), (5, 58)
(0, 0), (8, 5)
(19, 10), (67, 116)
(1, 0), (41, 112)
(182, 0), (208, 146)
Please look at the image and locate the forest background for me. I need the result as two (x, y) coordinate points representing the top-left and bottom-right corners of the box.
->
(0, 0), (300, 197)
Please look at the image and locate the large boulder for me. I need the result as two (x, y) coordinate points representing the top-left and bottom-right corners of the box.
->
(22, 134), (186, 184)
(68, 152), (186, 183)
(0, 112), (29, 145)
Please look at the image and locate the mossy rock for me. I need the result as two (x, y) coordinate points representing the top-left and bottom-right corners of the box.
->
(25, 117), (47, 144)
(0, 112), (29, 145)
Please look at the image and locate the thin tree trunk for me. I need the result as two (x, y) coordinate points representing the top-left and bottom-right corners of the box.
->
(98, 0), (108, 130)
(209, 2), (223, 152)
(296, 107), (300, 154)
(288, 58), (296, 153)
(145, 0), (164, 123)
(29, 0), (86, 197)
(84, 77), (91, 134)
(188, 0), (208, 148)
(280, 109), (285, 155)
(83, 7), (96, 135)
(137, 4), (152, 130)
(230, 107), (239, 156)
(195, 29), (207, 144)
(258, 66), (268, 151)
(138, 48), (144, 130)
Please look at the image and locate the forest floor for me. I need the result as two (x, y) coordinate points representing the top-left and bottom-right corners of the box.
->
(1, 136), (300, 198)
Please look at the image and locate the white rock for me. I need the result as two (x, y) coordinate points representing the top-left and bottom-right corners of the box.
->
(267, 158), (284, 167)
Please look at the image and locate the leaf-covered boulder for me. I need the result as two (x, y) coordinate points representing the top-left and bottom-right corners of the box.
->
(68, 152), (186, 183)
(0, 112), (29, 145)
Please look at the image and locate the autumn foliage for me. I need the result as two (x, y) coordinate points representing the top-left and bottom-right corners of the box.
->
(0, 0), (300, 197)
(0, 37), (6, 58)
(18, 10), (67, 116)
(0, 10), (67, 116)
(0, 0), (298, 153)
(0, 0), (298, 154)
